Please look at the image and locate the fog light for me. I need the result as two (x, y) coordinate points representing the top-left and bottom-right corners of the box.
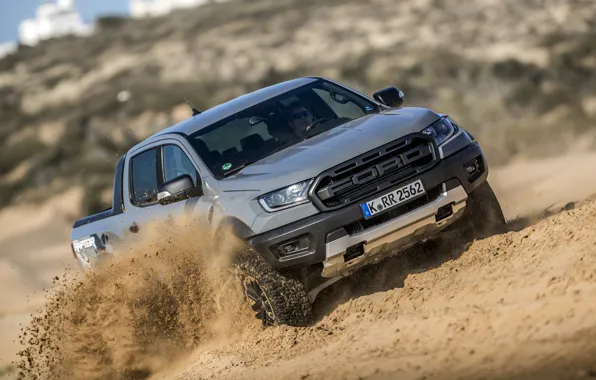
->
(273, 235), (310, 258)
(465, 162), (478, 176)
(284, 243), (298, 253)
(463, 156), (483, 182)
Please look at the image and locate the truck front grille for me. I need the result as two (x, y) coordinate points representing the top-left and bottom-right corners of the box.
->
(310, 134), (437, 211)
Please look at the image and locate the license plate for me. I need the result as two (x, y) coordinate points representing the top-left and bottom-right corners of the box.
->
(360, 179), (426, 219)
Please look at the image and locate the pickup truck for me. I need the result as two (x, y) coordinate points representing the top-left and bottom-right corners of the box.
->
(70, 76), (506, 327)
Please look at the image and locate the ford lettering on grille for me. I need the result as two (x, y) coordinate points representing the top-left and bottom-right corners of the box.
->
(351, 167), (379, 186)
(312, 134), (437, 210)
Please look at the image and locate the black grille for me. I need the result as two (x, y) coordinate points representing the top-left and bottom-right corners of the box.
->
(344, 184), (443, 235)
(310, 134), (437, 210)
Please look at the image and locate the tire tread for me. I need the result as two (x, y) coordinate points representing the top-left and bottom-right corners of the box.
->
(235, 251), (313, 327)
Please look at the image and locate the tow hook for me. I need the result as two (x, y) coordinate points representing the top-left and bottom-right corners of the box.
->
(435, 204), (454, 223)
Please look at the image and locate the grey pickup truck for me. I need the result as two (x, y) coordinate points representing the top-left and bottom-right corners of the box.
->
(70, 76), (506, 326)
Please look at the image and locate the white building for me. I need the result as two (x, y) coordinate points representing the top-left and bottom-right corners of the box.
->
(19, 0), (93, 46)
(129, 0), (231, 18)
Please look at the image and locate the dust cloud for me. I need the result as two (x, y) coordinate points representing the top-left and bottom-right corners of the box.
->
(15, 216), (257, 380)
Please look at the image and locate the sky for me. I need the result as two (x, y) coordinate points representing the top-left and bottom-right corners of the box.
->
(0, 0), (129, 44)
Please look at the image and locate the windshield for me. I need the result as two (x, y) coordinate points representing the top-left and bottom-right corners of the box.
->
(186, 79), (378, 179)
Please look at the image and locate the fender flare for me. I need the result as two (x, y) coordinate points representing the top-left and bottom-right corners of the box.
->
(215, 217), (254, 241)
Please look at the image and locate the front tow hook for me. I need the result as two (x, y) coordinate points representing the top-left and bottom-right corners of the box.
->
(435, 204), (454, 223)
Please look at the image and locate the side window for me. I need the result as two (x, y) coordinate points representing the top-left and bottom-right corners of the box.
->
(163, 145), (198, 185)
(131, 148), (159, 205)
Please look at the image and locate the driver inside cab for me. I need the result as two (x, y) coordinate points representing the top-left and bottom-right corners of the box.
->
(286, 102), (315, 138)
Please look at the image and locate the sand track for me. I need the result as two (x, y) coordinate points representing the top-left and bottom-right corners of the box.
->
(159, 200), (596, 380)
(4, 154), (596, 380)
(154, 153), (596, 380)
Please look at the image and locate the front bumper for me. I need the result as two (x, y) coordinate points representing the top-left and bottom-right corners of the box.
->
(322, 185), (467, 277)
(247, 142), (488, 273)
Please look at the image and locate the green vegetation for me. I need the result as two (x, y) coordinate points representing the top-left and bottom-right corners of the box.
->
(0, 0), (595, 216)
(0, 140), (45, 175)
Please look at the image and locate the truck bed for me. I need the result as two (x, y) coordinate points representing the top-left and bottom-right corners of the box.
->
(72, 154), (127, 229)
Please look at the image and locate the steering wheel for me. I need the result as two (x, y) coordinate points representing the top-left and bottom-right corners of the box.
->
(303, 117), (332, 139)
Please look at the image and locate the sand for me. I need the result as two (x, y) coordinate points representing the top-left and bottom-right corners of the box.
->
(3, 153), (596, 379)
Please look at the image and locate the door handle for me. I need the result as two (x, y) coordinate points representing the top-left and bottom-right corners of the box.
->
(129, 222), (139, 233)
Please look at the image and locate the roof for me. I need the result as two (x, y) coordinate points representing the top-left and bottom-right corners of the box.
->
(155, 77), (319, 137)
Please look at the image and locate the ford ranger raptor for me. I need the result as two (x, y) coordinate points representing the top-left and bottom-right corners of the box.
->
(70, 77), (506, 327)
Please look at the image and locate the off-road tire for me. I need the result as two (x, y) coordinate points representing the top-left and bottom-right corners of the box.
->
(449, 181), (507, 242)
(234, 250), (314, 327)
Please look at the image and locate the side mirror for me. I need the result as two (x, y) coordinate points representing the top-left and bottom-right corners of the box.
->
(372, 87), (405, 108)
(157, 174), (202, 205)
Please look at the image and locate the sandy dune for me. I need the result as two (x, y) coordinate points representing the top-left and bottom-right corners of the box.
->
(2, 153), (596, 379)
(149, 155), (596, 380)
(0, 189), (82, 373)
(163, 201), (596, 380)
(490, 153), (596, 220)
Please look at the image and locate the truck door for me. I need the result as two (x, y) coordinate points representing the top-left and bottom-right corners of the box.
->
(120, 141), (211, 245)
(121, 146), (165, 239)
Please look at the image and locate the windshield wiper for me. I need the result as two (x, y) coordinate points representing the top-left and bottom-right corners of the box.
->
(221, 139), (301, 177)
(302, 118), (340, 140)
(267, 140), (297, 156)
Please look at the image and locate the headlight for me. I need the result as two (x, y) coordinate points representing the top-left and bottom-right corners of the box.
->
(421, 118), (456, 146)
(258, 179), (314, 212)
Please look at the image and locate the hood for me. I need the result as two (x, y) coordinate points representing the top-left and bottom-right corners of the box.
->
(218, 107), (441, 193)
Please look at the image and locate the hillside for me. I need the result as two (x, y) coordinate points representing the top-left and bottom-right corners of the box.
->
(1, 0), (596, 215)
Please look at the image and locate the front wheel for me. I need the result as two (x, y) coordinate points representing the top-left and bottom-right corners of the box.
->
(448, 181), (508, 242)
(234, 251), (313, 327)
